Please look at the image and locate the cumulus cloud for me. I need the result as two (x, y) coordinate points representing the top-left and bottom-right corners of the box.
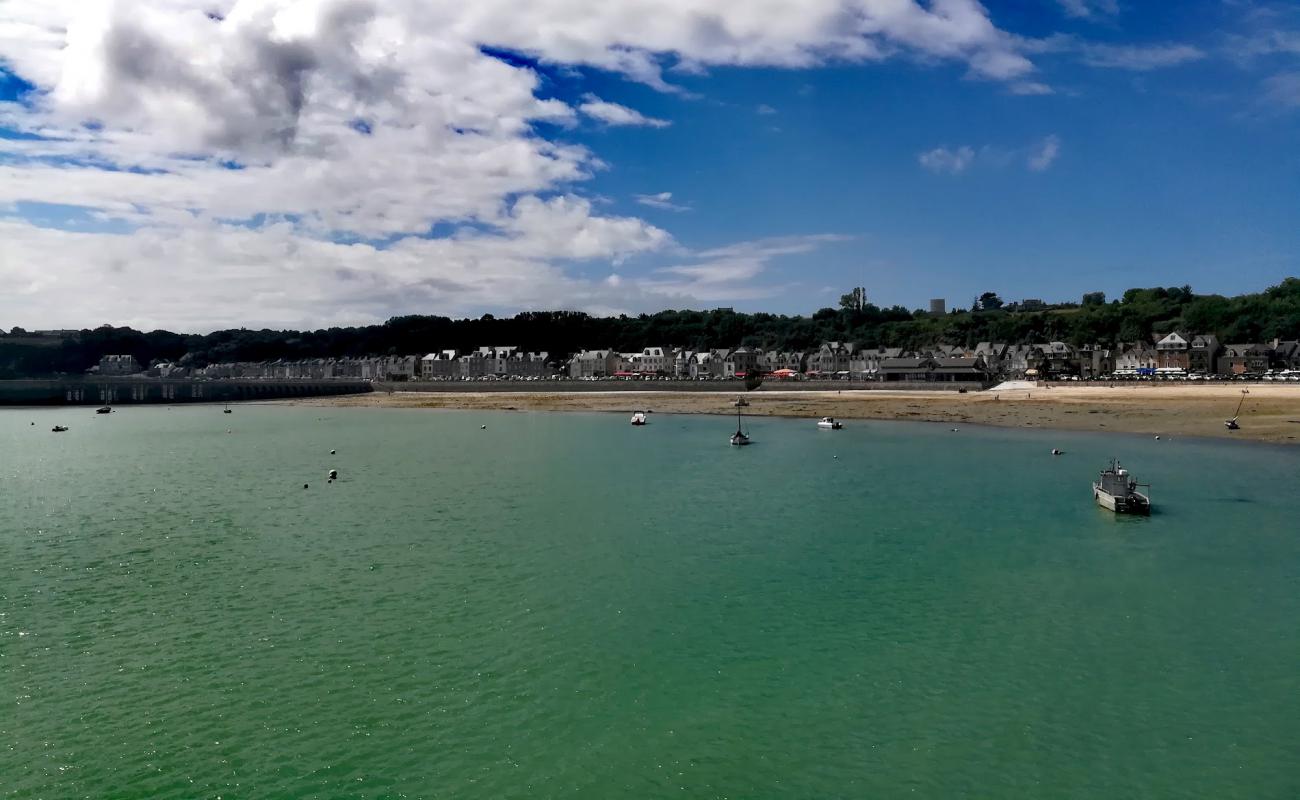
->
(634, 192), (689, 211)
(1027, 134), (1061, 171)
(918, 145), (975, 174)
(0, 0), (1040, 327)
(578, 95), (671, 128)
(756, 103), (778, 114)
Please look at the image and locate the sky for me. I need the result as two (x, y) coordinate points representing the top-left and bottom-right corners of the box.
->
(0, 0), (1298, 332)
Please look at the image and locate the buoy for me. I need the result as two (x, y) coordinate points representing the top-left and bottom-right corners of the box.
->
(1154, 435), (1161, 440)
(328, 469), (338, 480)
(330, 449), (336, 455)
(480, 425), (487, 430)
(303, 483), (309, 489)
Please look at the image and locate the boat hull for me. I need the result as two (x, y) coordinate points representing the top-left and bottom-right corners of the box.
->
(1093, 484), (1150, 515)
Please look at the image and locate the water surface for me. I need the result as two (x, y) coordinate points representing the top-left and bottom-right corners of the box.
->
(2, 406), (1298, 798)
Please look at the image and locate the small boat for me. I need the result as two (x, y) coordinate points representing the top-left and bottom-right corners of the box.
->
(1092, 459), (1151, 515)
(733, 397), (750, 408)
(51, 425), (69, 432)
(730, 408), (751, 446)
(223, 401), (232, 414)
(816, 416), (843, 430)
(1225, 389), (1246, 430)
(630, 411), (648, 426)
(96, 406), (112, 414)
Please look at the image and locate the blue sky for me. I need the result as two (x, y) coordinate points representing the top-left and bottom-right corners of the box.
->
(1, 0), (1298, 329)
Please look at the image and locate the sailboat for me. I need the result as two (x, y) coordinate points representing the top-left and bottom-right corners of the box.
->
(223, 401), (232, 414)
(730, 407), (751, 446)
(1224, 389), (1247, 430)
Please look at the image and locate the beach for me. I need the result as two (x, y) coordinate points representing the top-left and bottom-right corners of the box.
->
(287, 383), (1300, 444)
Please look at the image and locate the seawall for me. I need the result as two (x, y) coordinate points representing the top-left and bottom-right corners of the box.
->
(374, 379), (985, 394)
(0, 378), (374, 406)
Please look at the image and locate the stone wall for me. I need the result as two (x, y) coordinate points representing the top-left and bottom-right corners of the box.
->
(0, 379), (373, 406)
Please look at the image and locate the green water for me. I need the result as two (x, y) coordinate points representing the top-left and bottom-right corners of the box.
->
(2, 406), (1298, 799)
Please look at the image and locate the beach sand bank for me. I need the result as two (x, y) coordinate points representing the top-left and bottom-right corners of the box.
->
(284, 384), (1300, 444)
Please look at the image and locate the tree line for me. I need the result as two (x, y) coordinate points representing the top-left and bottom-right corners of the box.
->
(2, 279), (1298, 379)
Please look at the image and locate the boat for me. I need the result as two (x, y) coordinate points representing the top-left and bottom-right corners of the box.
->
(733, 398), (750, 408)
(630, 411), (648, 426)
(730, 408), (751, 446)
(96, 406), (112, 414)
(223, 401), (232, 414)
(1225, 389), (1247, 430)
(1092, 459), (1151, 515)
(816, 416), (843, 430)
(51, 425), (68, 432)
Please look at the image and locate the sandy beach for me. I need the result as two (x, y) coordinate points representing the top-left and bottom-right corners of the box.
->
(285, 383), (1300, 444)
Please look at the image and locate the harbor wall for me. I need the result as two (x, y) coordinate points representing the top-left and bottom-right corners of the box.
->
(0, 379), (373, 406)
(375, 380), (985, 394)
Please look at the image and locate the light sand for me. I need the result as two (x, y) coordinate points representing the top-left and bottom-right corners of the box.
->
(286, 384), (1300, 444)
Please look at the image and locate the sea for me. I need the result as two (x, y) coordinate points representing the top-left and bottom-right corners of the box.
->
(2, 405), (1298, 799)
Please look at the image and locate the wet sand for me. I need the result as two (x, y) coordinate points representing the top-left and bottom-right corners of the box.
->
(287, 384), (1300, 444)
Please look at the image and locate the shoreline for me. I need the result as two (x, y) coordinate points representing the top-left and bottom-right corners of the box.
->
(278, 385), (1300, 445)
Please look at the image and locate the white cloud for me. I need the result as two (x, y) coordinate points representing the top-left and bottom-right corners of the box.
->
(1009, 81), (1054, 96)
(578, 95), (671, 128)
(644, 234), (852, 301)
(756, 103), (778, 114)
(1055, 0), (1119, 20)
(634, 191), (689, 211)
(0, 0), (1039, 327)
(1078, 42), (1206, 70)
(1027, 134), (1061, 171)
(1262, 71), (1300, 110)
(918, 145), (975, 174)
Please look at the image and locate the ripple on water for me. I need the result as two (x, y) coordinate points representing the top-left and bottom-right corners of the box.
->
(2, 407), (1299, 798)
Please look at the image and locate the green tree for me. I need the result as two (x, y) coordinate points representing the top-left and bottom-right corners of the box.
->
(839, 287), (866, 312)
(978, 292), (1004, 311)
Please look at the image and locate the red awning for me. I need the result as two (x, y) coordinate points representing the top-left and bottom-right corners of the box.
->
(613, 371), (635, 377)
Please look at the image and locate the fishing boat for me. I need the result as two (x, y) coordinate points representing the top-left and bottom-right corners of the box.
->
(96, 406), (112, 414)
(51, 425), (69, 432)
(1092, 459), (1151, 515)
(630, 410), (648, 426)
(816, 416), (843, 430)
(730, 408), (751, 446)
(1225, 389), (1247, 430)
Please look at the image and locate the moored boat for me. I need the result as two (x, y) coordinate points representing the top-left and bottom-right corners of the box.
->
(51, 425), (68, 432)
(96, 406), (112, 414)
(630, 411), (647, 426)
(730, 408), (751, 446)
(816, 416), (842, 430)
(1092, 459), (1150, 515)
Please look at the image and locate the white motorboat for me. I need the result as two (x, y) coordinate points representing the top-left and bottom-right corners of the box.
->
(630, 411), (647, 426)
(816, 416), (842, 430)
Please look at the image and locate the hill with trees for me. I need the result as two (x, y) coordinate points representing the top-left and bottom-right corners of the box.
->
(2, 279), (1299, 378)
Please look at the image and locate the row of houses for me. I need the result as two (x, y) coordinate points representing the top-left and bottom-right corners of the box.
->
(97, 334), (1300, 384)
